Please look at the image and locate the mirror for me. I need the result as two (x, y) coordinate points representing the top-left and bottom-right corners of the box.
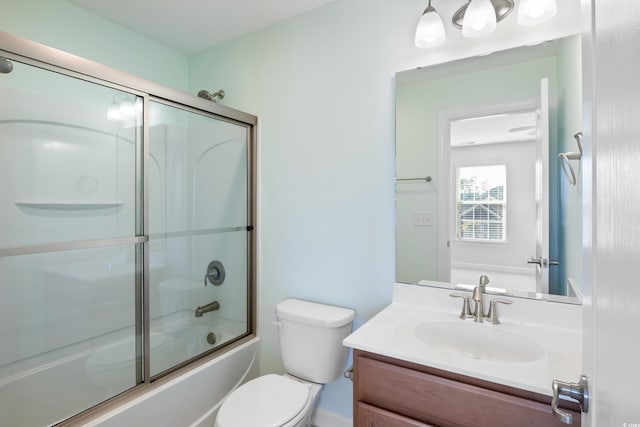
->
(395, 35), (582, 303)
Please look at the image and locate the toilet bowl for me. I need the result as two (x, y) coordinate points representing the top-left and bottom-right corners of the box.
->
(215, 374), (322, 427)
(214, 299), (355, 427)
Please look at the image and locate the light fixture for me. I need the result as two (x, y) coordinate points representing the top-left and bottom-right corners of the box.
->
(119, 99), (135, 117)
(415, 0), (558, 48)
(107, 93), (142, 121)
(462, 0), (498, 37)
(107, 99), (123, 121)
(517, 0), (557, 26)
(452, 0), (514, 38)
(414, 0), (446, 48)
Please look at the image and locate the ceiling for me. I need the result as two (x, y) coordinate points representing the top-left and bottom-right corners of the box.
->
(71, 0), (338, 54)
(450, 111), (538, 147)
(71, 0), (581, 58)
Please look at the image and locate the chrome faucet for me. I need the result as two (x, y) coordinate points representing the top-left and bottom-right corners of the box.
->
(449, 293), (473, 319)
(472, 275), (490, 322)
(451, 275), (513, 324)
(486, 298), (512, 325)
(195, 300), (220, 317)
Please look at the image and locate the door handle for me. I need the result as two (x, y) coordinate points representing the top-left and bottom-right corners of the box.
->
(527, 257), (542, 266)
(527, 257), (560, 268)
(551, 375), (589, 424)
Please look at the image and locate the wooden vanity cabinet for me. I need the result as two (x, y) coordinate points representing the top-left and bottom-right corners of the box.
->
(353, 350), (581, 427)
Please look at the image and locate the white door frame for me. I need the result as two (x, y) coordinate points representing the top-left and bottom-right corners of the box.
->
(437, 99), (539, 284)
(581, 0), (640, 425)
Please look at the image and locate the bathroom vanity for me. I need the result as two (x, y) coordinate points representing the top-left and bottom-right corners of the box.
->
(344, 284), (583, 427)
(353, 350), (579, 426)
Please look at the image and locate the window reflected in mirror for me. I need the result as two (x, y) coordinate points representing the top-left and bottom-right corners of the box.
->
(395, 35), (582, 303)
(456, 164), (507, 242)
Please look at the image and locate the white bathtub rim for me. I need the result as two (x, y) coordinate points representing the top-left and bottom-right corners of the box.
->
(82, 336), (260, 427)
(188, 341), (259, 427)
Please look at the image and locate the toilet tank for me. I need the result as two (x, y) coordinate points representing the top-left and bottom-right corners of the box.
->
(276, 299), (355, 384)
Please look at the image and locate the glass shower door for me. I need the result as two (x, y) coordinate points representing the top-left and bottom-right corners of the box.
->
(0, 59), (143, 426)
(147, 100), (250, 377)
(1, 33), (256, 426)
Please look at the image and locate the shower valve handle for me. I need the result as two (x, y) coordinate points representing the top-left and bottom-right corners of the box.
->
(204, 260), (225, 286)
(204, 269), (220, 285)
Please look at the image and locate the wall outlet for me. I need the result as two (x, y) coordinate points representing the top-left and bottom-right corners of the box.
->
(413, 211), (433, 227)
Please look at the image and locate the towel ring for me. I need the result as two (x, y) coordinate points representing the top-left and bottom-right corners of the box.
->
(559, 132), (583, 186)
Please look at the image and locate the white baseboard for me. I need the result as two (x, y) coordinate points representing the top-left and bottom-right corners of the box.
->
(311, 408), (352, 427)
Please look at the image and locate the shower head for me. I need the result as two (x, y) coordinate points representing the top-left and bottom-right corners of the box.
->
(0, 57), (13, 74)
(197, 90), (213, 100)
(197, 89), (225, 102)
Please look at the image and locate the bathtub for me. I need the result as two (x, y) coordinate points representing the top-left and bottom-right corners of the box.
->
(0, 321), (259, 427)
(86, 311), (248, 388)
(85, 336), (260, 427)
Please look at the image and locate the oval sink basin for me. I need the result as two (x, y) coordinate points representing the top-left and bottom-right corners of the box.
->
(415, 321), (545, 363)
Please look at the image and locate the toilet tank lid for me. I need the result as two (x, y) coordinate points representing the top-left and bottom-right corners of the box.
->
(276, 299), (355, 327)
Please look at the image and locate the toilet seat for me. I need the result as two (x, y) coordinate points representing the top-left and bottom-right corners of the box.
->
(216, 374), (311, 427)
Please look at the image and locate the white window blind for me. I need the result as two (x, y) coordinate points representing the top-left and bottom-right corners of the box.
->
(456, 164), (506, 241)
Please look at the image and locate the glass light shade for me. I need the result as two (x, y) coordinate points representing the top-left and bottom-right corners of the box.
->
(119, 99), (136, 118)
(462, 0), (497, 38)
(415, 6), (446, 48)
(107, 102), (122, 120)
(517, 0), (557, 25)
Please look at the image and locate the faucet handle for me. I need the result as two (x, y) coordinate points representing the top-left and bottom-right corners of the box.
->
(478, 274), (490, 291)
(204, 260), (225, 286)
(486, 298), (512, 325)
(449, 293), (472, 320)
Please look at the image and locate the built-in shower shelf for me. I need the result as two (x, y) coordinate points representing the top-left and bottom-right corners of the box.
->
(15, 201), (124, 210)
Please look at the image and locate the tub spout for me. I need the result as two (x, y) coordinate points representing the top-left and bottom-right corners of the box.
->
(195, 300), (220, 317)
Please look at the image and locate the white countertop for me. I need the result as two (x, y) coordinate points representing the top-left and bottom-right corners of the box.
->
(343, 283), (582, 397)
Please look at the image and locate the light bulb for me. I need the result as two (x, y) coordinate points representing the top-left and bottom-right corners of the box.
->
(107, 102), (122, 121)
(119, 99), (135, 118)
(462, 0), (497, 38)
(518, 0), (557, 26)
(415, 2), (446, 48)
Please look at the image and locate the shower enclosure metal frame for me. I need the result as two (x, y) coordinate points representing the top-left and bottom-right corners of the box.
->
(0, 31), (257, 425)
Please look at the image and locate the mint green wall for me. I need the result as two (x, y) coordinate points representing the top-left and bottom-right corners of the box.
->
(557, 36), (583, 295)
(188, 0), (580, 419)
(0, 0), (189, 91)
(189, 0), (403, 417)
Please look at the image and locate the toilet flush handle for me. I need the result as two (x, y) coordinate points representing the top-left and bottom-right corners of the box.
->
(343, 366), (354, 381)
(272, 321), (283, 329)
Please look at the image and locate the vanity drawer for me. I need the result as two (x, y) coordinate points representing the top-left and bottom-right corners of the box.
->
(356, 401), (434, 427)
(354, 352), (580, 427)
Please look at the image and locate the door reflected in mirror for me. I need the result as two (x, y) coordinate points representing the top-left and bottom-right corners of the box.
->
(395, 35), (582, 302)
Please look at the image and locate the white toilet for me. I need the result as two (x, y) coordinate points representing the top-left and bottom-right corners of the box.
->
(215, 298), (355, 427)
